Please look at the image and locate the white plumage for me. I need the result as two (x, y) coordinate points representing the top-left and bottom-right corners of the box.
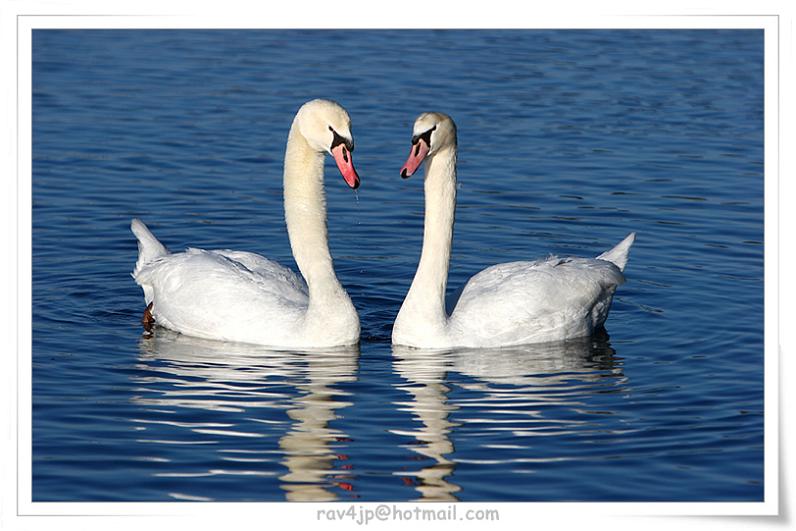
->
(131, 100), (360, 348)
(447, 248), (633, 347)
(393, 112), (635, 348)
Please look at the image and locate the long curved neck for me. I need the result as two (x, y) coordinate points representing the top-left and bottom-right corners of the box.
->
(283, 120), (346, 308)
(398, 146), (457, 331)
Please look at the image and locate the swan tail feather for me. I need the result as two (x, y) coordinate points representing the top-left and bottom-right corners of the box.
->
(596, 232), (636, 272)
(131, 218), (169, 277)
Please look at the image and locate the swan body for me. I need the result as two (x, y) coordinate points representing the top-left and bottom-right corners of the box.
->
(392, 112), (635, 349)
(132, 99), (360, 348)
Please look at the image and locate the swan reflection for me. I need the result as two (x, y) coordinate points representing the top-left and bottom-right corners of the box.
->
(392, 333), (626, 501)
(133, 330), (358, 501)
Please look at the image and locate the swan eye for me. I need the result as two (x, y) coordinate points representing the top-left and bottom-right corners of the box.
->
(411, 125), (436, 148)
(329, 126), (354, 152)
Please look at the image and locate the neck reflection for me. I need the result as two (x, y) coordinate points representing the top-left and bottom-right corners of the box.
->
(133, 330), (359, 502)
(391, 332), (626, 501)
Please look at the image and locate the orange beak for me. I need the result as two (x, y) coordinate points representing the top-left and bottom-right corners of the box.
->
(400, 138), (429, 178)
(331, 143), (360, 189)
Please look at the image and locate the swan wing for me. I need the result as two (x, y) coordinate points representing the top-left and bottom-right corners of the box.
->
(135, 248), (308, 343)
(212, 249), (308, 297)
(449, 256), (625, 345)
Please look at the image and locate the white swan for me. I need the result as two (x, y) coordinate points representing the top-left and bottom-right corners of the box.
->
(131, 99), (361, 348)
(392, 112), (635, 349)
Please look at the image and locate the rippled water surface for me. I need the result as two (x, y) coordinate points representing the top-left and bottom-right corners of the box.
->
(32, 29), (764, 501)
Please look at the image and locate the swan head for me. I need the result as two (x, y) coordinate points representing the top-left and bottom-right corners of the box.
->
(400, 112), (457, 178)
(295, 99), (360, 189)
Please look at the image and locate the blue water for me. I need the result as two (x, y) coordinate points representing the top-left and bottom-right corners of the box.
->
(32, 29), (764, 502)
